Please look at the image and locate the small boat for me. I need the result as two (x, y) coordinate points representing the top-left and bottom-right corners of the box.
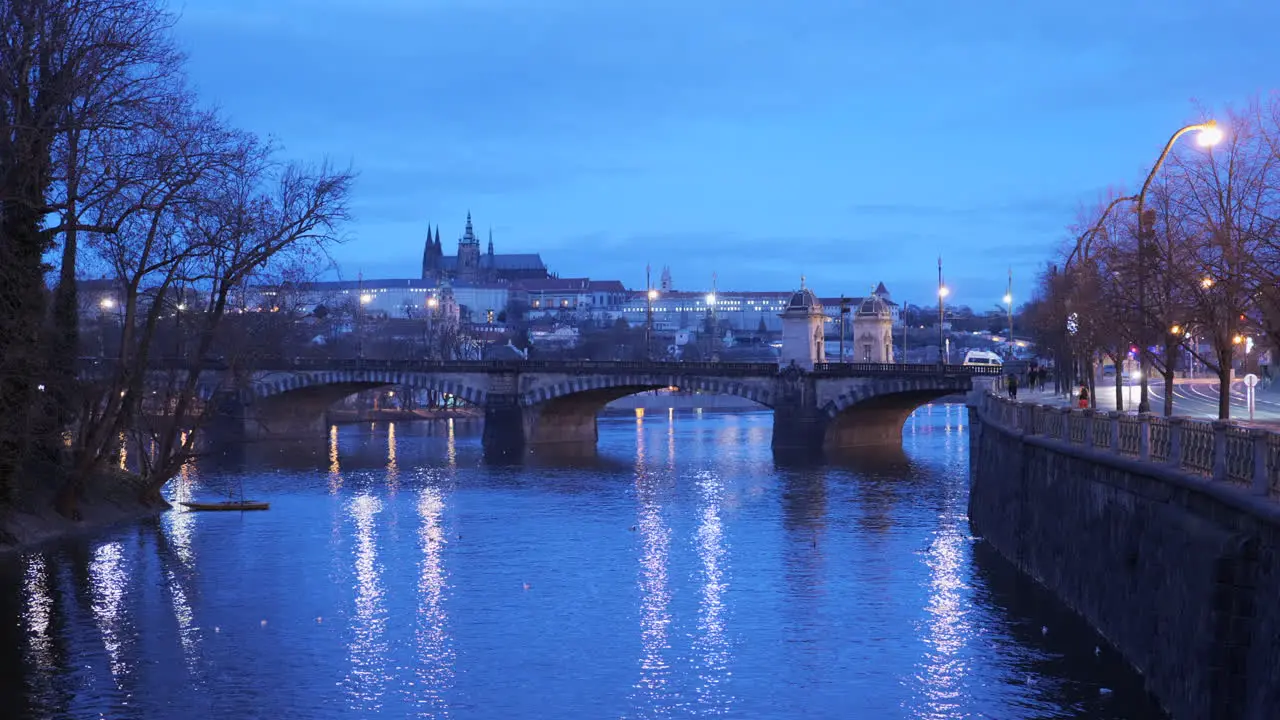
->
(181, 501), (270, 512)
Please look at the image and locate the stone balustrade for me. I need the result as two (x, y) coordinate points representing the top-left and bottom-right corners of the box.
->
(978, 392), (1280, 499)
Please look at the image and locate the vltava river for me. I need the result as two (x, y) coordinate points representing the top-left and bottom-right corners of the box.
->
(0, 407), (1165, 719)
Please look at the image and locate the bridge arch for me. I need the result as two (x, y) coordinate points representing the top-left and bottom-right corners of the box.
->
(519, 373), (774, 408)
(248, 370), (488, 405)
(516, 373), (774, 450)
(235, 370), (489, 440)
(820, 376), (971, 448)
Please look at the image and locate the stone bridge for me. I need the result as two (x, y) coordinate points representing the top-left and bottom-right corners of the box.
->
(184, 358), (997, 458)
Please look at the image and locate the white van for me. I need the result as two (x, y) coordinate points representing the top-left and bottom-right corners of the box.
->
(963, 350), (1004, 367)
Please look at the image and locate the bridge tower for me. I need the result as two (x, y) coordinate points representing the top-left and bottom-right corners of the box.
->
(778, 281), (826, 371)
(852, 288), (895, 363)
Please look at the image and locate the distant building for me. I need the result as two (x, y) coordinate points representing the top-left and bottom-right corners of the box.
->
(421, 212), (550, 283)
(251, 278), (510, 326)
(622, 290), (794, 333)
(819, 282), (901, 329)
(518, 277), (629, 322)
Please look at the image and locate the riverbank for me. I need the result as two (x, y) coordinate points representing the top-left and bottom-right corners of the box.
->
(0, 469), (167, 555)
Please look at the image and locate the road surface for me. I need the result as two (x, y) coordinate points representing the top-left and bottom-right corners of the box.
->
(1009, 377), (1280, 426)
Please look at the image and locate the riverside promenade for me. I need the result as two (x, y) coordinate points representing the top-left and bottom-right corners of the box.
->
(968, 385), (1280, 719)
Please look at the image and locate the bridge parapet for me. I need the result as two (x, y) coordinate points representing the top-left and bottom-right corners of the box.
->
(81, 355), (1002, 378)
(812, 362), (1002, 378)
(976, 392), (1280, 497)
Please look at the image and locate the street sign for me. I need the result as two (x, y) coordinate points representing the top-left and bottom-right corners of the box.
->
(1243, 374), (1259, 420)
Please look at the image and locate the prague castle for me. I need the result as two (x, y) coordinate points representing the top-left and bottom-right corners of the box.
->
(421, 212), (550, 283)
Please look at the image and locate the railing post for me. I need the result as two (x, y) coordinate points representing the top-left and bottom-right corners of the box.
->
(1167, 418), (1184, 470)
(1108, 411), (1121, 452)
(1081, 409), (1095, 447)
(1250, 429), (1270, 497)
(1211, 420), (1230, 483)
(1138, 414), (1151, 462)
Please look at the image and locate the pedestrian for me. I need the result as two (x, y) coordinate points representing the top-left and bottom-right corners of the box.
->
(1028, 367), (1039, 392)
(1007, 373), (1018, 400)
(1078, 383), (1089, 409)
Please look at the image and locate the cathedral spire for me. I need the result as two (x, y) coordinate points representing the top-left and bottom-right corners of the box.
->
(487, 228), (494, 255)
(422, 223), (433, 279)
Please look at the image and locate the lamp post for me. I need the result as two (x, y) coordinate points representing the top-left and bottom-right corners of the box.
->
(937, 257), (949, 365)
(838, 295), (850, 363)
(901, 307), (908, 365)
(426, 295), (439, 359)
(645, 264), (656, 361)
(1003, 267), (1014, 360)
(1135, 119), (1223, 413)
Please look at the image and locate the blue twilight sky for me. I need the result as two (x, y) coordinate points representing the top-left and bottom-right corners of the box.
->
(175, 0), (1280, 308)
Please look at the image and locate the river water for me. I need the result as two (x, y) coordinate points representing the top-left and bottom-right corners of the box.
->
(0, 406), (1166, 719)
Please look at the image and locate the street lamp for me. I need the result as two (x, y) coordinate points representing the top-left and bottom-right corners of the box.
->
(645, 265), (656, 360)
(937, 256), (949, 365)
(425, 296), (439, 359)
(1135, 119), (1223, 413)
(99, 297), (115, 310)
(1003, 267), (1014, 360)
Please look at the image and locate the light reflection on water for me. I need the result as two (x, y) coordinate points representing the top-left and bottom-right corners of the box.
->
(89, 543), (131, 691)
(692, 469), (732, 715)
(345, 494), (388, 711)
(329, 424), (343, 494)
(410, 484), (454, 715)
(0, 409), (1167, 720)
(630, 414), (677, 715)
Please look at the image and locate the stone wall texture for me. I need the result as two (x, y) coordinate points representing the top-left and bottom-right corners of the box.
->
(968, 406), (1280, 720)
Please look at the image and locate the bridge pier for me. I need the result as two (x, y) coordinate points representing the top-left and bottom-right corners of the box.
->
(482, 394), (525, 459)
(205, 391), (249, 446)
(771, 372), (828, 456)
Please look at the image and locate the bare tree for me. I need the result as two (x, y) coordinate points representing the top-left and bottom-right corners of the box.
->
(1164, 102), (1278, 418)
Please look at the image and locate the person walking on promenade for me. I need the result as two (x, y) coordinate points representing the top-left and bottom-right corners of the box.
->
(1007, 373), (1018, 400)
(1078, 384), (1089, 409)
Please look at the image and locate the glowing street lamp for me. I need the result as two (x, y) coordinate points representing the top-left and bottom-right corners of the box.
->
(1135, 119), (1223, 413)
(99, 297), (115, 310)
(1200, 277), (1214, 289)
(1196, 123), (1225, 147)
(426, 296), (439, 309)
(705, 293), (716, 305)
(937, 257), (949, 365)
(645, 265), (656, 360)
(360, 293), (373, 305)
